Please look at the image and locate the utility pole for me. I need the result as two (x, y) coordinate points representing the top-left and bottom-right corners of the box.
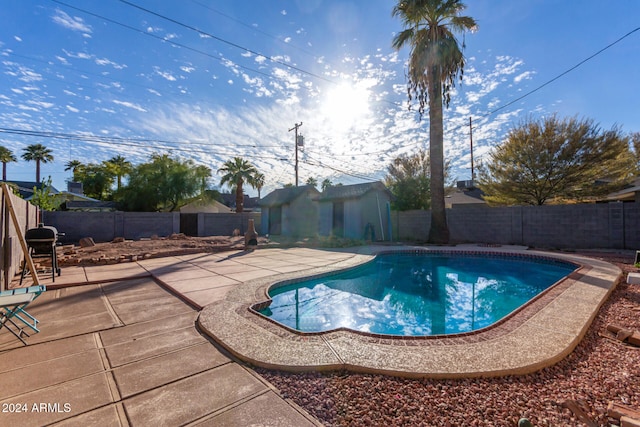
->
(288, 122), (303, 186)
(469, 116), (474, 181)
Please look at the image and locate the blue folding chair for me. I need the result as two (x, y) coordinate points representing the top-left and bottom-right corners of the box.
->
(0, 286), (46, 345)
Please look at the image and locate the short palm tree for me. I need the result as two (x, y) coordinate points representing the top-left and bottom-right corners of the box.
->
(392, 0), (476, 243)
(64, 159), (84, 182)
(218, 157), (258, 213)
(0, 146), (17, 181)
(22, 144), (54, 182)
(106, 155), (132, 190)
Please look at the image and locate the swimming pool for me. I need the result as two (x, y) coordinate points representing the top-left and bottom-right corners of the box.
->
(257, 252), (578, 336)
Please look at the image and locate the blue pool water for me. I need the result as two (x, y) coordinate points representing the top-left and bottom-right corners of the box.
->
(258, 252), (577, 336)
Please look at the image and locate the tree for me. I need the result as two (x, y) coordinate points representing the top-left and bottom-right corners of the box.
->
(253, 172), (265, 198)
(21, 143), (54, 182)
(477, 115), (636, 205)
(30, 177), (58, 211)
(64, 159), (83, 175)
(74, 163), (115, 200)
(305, 177), (318, 189)
(392, 0), (476, 243)
(194, 165), (212, 195)
(218, 157), (258, 213)
(0, 146), (17, 181)
(321, 178), (333, 192)
(386, 149), (454, 210)
(117, 154), (201, 211)
(631, 131), (640, 171)
(105, 155), (132, 190)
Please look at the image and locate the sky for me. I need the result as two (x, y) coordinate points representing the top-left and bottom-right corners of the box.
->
(1, 0), (639, 197)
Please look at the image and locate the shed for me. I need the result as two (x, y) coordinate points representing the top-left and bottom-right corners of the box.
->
(317, 181), (393, 241)
(259, 185), (320, 237)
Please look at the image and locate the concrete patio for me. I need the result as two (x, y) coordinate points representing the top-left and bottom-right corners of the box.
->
(0, 245), (622, 425)
(1, 247), (362, 426)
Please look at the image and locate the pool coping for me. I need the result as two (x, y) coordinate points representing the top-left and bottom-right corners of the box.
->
(197, 246), (622, 379)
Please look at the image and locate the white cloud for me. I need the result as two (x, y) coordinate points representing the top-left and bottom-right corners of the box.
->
(66, 105), (79, 113)
(27, 100), (54, 109)
(95, 58), (127, 69)
(281, 10), (287, 15)
(180, 66), (195, 73)
(514, 71), (535, 83)
(4, 63), (42, 83)
(14, 36), (22, 42)
(154, 67), (177, 81)
(112, 100), (147, 112)
(52, 9), (92, 35)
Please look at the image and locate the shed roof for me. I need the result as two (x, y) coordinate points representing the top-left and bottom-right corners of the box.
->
(317, 181), (390, 201)
(259, 185), (319, 206)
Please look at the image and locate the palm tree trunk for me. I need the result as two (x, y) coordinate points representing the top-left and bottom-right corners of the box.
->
(236, 181), (244, 213)
(427, 69), (450, 244)
(2, 163), (6, 181)
(36, 160), (41, 183)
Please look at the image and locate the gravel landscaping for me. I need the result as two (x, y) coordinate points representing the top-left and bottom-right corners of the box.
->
(257, 253), (640, 426)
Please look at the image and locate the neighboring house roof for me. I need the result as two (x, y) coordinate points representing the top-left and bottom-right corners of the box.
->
(180, 199), (232, 213)
(220, 193), (260, 210)
(317, 181), (391, 201)
(56, 191), (100, 202)
(603, 177), (640, 202)
(259, 185), (320, 206)
(446, 187), (486, 208)
(62, 200), (117, 211)
(2, 180), (60, 200)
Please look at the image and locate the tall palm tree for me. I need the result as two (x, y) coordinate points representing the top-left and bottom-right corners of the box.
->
(392, 0), (476, 243)
(218, 157), (258, 213)
(21, 143), (54, 182)
(253, 172), (265, 198)
(105, 155), (132, 190)
(0, 146), (17, 181)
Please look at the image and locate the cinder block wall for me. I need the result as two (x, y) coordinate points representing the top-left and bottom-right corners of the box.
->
(392, 202), (638, 250)
(42, 202), (638, 249)
(201, 212), (260, 236)
(43, 211), (260, 243)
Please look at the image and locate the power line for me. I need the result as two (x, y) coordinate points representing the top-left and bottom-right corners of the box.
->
(189, 0), (317, 58)
(0, 127), (287, 160)
(118, 0), (334, 83)
(50, 0), (274, 80)
(485, 26), (640, 117)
